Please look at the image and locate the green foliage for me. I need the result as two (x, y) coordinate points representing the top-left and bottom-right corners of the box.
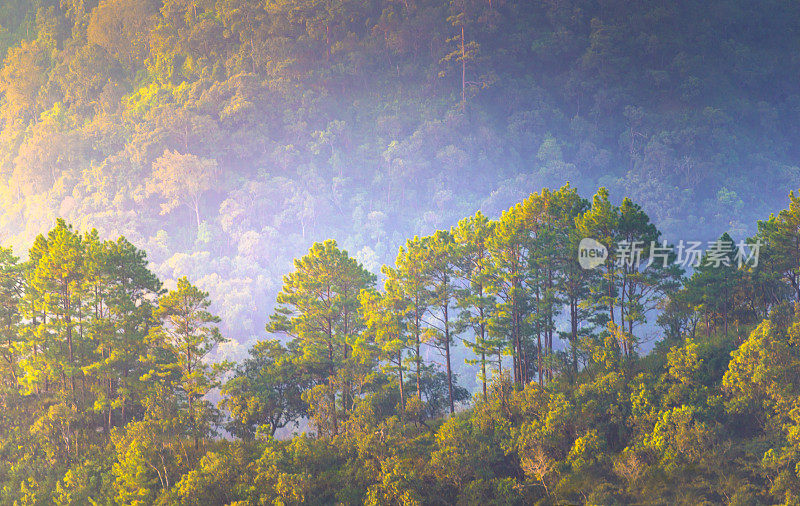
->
(7, 183), (800, 503)
(0, 0), (795, 350)
(221, 339), (309, 439)
(148, 277), (227, 449)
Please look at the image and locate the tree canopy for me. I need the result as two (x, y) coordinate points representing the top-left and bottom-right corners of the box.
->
(0, 185), (796, 503)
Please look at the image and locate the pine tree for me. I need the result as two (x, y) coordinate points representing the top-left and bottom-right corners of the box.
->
(684, 233), (741, 338)
(360, 289), (413, 415)
(267, 240), (375, 435)
(0, 246), (22, 390)
(383, 236), (432, 402)
(576, 188), (621, 329)
(760, 191), (800, 302)
(83, 234), (161, 431)
(486, 204), (532, 385)
(422, 230), (458, 414)
(148, 277), (226, 450)
(453, 211), (498, 399)
(19, 220), (86, 409)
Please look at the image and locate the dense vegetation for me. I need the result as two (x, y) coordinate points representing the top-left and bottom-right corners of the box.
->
(4, 0), (800, 503)
(2, 185), (800, 504)
(1, 0), (799, 349)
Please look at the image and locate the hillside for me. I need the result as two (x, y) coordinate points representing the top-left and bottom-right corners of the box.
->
(1, 185), (800, 504)
(0, 0), (799, 351)
(3, 3), (800, 502)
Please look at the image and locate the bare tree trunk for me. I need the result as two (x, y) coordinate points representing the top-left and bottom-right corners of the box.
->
(415, 301), (421, 400)
(194, 199), (201, 230)
(608, 265), (615, 324)
(461, 26), (466, 106)
(445, 326), (454, 414)
(479, 284), (488, 400)
(536, 284), (542, 385)
(398, 351), (405, 416)
(328, 338), (337, 436)
(571, 297), (578, 375)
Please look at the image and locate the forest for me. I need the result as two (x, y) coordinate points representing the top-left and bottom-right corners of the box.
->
(0, 0), (799, 352)
(3, 0), (800, 504)
(0, 185), (799, 504)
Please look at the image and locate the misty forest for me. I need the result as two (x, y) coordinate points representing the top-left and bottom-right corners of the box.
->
(1, 0), (800, 504)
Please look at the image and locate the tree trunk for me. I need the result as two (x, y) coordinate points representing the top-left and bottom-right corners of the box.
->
(415, 300), (421, 400)
(328, 338), (337, 436)
(65, 285), (76, 406)
(398, 350), (405, 416)
(608, 265), (615, 324)
(536, 284), (542, 385)
(445, 324), (454, 414)
(194, 199), (201, 230)
(461, 26), (466, 106)
(570, 297), (578, 375)
(479, 285), (487, 400)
